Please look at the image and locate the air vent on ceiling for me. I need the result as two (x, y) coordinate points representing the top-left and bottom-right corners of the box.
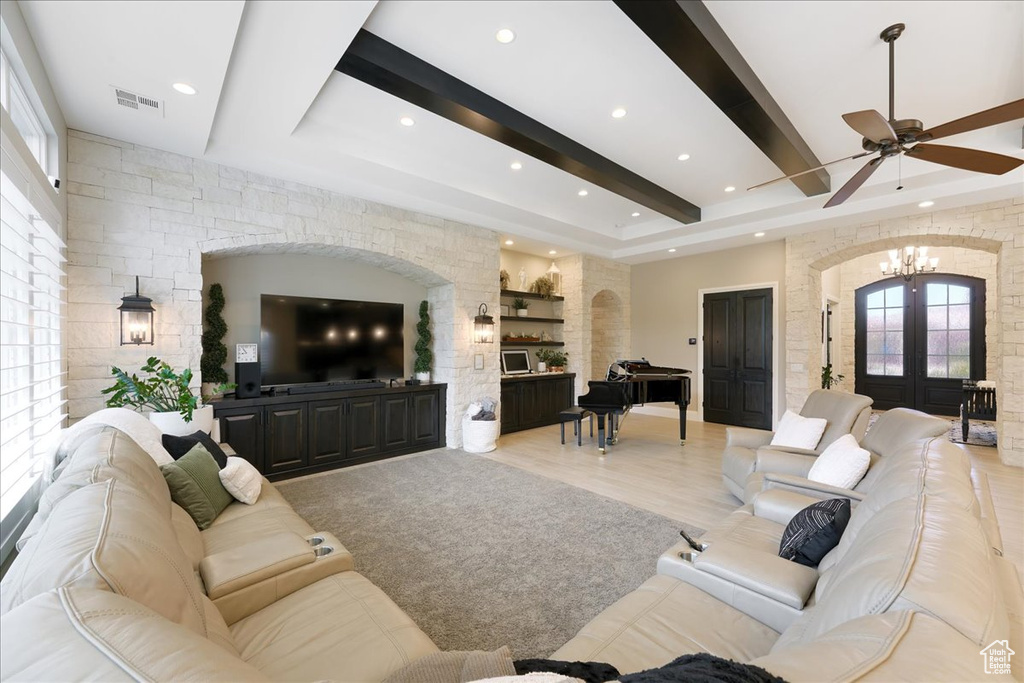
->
(112, 86), (163, 118)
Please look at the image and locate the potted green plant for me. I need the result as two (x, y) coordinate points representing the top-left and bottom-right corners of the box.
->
(414, 300), (432, 382)
(546, 350), (568, 372)
(821, 364), (845, 390)
(101, 357), (223, 435)
(200, 283), (232, 400)
(512, 296), (530, 317)
(535, 348), (552, 373)
(529, 276), (556, 300)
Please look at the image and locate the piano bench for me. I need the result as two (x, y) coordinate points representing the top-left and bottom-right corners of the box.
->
(559, 407), (594, 446)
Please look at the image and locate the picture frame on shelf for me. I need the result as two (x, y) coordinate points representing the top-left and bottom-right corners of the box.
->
(500, 304), (510, 317)
(500, 349), (532, 375)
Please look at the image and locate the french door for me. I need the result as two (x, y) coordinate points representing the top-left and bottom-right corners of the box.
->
(854, 274), (985, 415)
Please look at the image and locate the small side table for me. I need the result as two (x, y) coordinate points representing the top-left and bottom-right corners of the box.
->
(559, 407), (594, 446)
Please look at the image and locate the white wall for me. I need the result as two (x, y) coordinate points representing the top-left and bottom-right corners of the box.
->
(500, 249), (557, 292)
(631, 240), (787, 415)
(202, 254), (427, 383)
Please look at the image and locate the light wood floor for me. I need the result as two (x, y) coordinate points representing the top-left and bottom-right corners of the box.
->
(484, 413), (1024, 576)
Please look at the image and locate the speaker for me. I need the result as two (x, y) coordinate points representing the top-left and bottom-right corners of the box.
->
(235, 362), (261, 399)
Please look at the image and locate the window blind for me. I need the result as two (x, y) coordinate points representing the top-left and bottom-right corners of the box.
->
(0, 166), (65, 519)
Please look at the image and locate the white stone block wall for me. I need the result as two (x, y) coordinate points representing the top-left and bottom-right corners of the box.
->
(560, 254), (632, 397)
(833, 247), (998, 386)
(786, 198), (1024, 467)
(64, 130), (500, 447)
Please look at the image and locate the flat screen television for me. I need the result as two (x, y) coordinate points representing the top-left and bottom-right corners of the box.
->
(260, 294), (404, 387)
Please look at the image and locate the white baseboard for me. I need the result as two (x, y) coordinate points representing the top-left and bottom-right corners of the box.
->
(631, 405), (702, 421)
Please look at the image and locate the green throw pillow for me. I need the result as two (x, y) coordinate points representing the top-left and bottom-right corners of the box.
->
(160, 444), (234, 530)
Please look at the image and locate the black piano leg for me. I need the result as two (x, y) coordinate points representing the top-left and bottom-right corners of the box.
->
(678, 404), (687, 445)
(597, 414), (607, 453)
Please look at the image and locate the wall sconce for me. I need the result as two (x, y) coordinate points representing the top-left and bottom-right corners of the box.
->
(546, 261), (562, 296)
(118, 276), (155, 345)
(474, 303), (494, 343)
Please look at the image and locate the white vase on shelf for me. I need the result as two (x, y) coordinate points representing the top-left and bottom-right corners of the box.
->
(537, 362), (546, 373)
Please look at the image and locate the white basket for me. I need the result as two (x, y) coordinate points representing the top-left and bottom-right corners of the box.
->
(462, 416), (498, 453)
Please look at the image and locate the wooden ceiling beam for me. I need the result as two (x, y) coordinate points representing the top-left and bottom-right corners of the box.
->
(616, 0), (830, 196)
(336, 30), (702, 224)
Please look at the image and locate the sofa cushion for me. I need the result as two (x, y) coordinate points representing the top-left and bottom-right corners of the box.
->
(778, 498), (850, 567)
(163, 430), (230, 468)
(230, 572), (438, 682)
(0, 479), (209, 639)
(807, 434), (870, 489)
(700, 505), (783, 555)
(753, 611), (1008, 682)
(0, 587), (267, 682)
(770, 410), (827, 451)
(170, 503), (205, 570)
(201, 506), (319, 556)
(160, 444), (234, 530)
(550, 574), (780, 675)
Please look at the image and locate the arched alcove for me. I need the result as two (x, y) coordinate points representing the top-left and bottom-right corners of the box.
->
(785, 202), (1021, 467)
(590, 289), (625, 380)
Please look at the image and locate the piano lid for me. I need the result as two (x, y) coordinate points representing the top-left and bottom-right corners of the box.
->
(608, 358), (690, 380)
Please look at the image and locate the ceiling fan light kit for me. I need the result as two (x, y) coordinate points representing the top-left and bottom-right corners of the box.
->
(750, 23), (1024, 206)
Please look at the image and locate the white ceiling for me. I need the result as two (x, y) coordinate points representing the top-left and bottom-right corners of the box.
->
(17, 0), (1024, 262)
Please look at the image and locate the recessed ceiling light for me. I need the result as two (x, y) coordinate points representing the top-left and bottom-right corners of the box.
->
(549, 250), (557, 255)
(504, 240), (514, 246)
(631, 212), (640, 217)
(400, 116), (415, 127)
(496, 28), (515, 44)
(172, 82), (197, 95)
(668, 248), (677, 253)
(918, 200), (935, 208)
(611, 107), (627, 119)
(510, 161), (522, 170)
(677, 154), (690, 161)
(724, 186), (736, 192)
(754, 232), (765, 237)
(578, 190), (588, 197)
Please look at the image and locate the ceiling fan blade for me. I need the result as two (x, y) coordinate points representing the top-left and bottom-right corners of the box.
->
(917, 99), (1024, 142)
(748, 152), (874, 191)
(842, 110), (897, 144)
(823, 157), (885, 208)
(905, 143), (1024, 175)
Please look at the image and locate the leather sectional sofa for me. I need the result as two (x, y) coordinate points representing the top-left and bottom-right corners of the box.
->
(554, 433), (1023, 681)
(2, 418), (1022, 681)
(1, 427), (439, 681)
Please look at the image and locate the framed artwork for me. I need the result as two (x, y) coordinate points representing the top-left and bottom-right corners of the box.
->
(500, 304), (510, 317)
(500, 349), (531, 375)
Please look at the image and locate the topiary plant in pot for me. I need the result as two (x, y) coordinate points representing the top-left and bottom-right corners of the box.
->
(200, 283), (232, 399)
(414, 300), (432, 382)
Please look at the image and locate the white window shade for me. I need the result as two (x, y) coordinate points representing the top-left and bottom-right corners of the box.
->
(0, 166), (65, 519)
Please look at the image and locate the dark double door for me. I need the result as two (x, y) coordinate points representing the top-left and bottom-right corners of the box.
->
(854, 274), (985, 416)
(703, 288), (773, 429)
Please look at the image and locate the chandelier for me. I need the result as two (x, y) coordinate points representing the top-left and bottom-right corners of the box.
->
(879, 246), (938, 282)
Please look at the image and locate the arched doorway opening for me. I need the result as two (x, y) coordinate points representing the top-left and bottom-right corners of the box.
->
(590, 289), (624, 380)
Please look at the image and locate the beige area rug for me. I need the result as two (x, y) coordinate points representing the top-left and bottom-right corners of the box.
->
(276, 450), (704, 659)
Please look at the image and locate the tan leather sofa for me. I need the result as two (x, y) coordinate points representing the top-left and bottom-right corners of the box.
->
(555, 434), (1023, 681)
(1, 428), (438, 681)
(721, 390), (874, 501)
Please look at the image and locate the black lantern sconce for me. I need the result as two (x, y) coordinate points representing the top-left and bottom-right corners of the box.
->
(118, 276), (155, 345)
(473, 303), (494, 343)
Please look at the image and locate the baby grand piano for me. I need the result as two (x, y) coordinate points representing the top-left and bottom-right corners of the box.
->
(577, 359), (691, 453)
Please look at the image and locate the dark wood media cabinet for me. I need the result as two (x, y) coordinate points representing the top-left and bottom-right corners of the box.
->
(500, 373), (575, 434)
(212, 383), (446, 481)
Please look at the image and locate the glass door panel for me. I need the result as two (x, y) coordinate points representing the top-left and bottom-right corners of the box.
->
(925, 283), (971, 379)
(864, 285), (905, 377)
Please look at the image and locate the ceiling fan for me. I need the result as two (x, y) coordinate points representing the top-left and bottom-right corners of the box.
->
(751, 23), (1024, 207)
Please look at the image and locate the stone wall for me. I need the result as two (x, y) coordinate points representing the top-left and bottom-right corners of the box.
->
(832, 247), (998, 386)
(786, 198), (1023, 467)
(64, 129), (500, 447)
(561, 254), (632, 396)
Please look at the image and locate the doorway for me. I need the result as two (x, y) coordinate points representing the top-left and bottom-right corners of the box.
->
(702, 287), (773, 429)
(854, 274), (986, 415)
